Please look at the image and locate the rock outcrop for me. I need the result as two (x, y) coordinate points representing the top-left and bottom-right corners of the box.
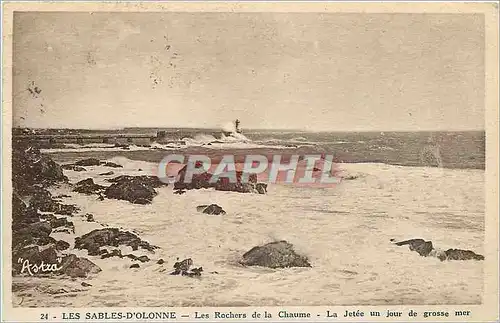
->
(104, 180), (157, 204)
(73, 178), (106, 195)
(170, 258), (203, 277)
(74, 228), (158, 256)
(392, 238), (484, 261)
(59, 254), (102, 278)
(240, 241), (312, 268)
(196, 204), (226, 215)
(174, 165), (268, 194)
(101, 162), (123, 168)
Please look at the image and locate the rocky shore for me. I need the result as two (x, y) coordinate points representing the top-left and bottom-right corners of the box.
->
(11, 141), (312, 298)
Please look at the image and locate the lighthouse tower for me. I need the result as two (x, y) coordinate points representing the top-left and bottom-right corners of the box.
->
(235, 119), (241, 134)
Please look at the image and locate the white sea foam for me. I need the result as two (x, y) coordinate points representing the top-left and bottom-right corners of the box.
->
(13, 158), (484, 307)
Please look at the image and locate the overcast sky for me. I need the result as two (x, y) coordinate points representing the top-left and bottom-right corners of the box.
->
(13, 12), (484, 131)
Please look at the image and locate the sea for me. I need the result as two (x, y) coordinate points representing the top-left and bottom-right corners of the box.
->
(12, 129), (485, 306)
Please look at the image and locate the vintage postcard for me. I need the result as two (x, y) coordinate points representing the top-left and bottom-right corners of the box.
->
(1, 1), (499, 322)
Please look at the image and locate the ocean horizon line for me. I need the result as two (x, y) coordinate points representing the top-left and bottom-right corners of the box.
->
(11, 126), (486, 134)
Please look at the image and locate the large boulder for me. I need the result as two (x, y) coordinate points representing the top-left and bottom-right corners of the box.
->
(196, 204), (226, 215)
(12, 194), (40, 231)
(74, 228), (158, 255)
(174, 166), (267, 194)
(394, 238), (433, 257)
(173, 165), (214, 190)
(240, 241), (312, 268)
(59, 254), (102, 278)
(393, 238), (484, 261)
(73, 178), (106, 195)
(20, 186), (79, 215)
(104, 180), (157, 204)
(438, 249), (485, 261)
(12, 221), (57, 250)
(214, 172), (258, 193)
(12, 145), (68, 191)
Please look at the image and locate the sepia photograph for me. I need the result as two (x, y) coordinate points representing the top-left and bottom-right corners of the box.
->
(1, 2), (499, 321)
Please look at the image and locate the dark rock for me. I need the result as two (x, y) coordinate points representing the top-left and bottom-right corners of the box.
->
(74, 158), (101, 167)
(12, 195), (42, 232)
(130, 264), (140, 269)
(439, 249), (484, 261)
(393, 238), (484, 261)
(101, 162), (123, 168)
(73, 178), (106, 195)
(136, 255), (150, 263)
(106, 175), (167, 188)
(183, 267), (203, 277)
(19, 186), (79, 216)
(104, 179), (158, 204)
(42, 214), (75, 232)
(125, 254), (138, 260)
(86, 214), (95, 222)
(59, 254), (101, 278)
(61, 164), (87, 172)
(99, 171), (115, 176)
(394, 238), (433, 257)
(197, 204), (226, 215)
(170, 258), (203, 277)
(75, 228), (158, 253)
(255, 183), (268, 194)
(174, 165), (214, 191)
(214, 172), (258, 193)
(81, 282), (92, 287)
(170, 258), (193, 275)
(101, 249), (122, 259)
(240, 240), (312, 268)
(55, 240), (70, 251)
(12, 145), (68, 190)
(156, 259), (165, 265)
(173, 190), (186, 195)
(13, 221), (57, 250)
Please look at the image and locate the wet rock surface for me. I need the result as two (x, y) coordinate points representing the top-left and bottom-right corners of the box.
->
(74, 228), (158, 254)
(104, 180), (157, 204)
(61, 164), (87, 172)
(240, 241), (312, 268)
(59, 254), (102, 278)
(104, 175), (168, 204)
(197, 204), (226, 215)
(170, 258), (203, 277)
(73, 178), (106, 195)
(392, 238), (484, 261)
